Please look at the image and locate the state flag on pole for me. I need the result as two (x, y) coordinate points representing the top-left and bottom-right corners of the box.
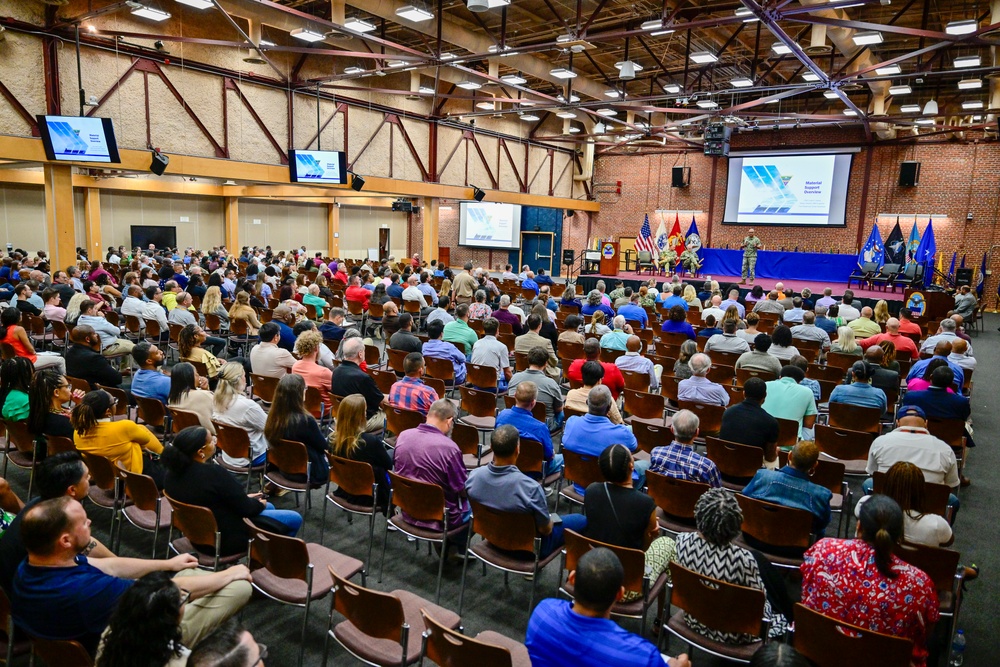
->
(948, 252), (956, 282)
(977, 252), (986, 298)
(635, 214), (657, 255)
(685, 216), (703, 257)
(913, 220), (936, 286)
(905, 222), (921, 267)
(655, 220), (668, 252)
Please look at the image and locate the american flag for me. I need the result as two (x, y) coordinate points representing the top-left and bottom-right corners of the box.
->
(635, 214), (657, 255)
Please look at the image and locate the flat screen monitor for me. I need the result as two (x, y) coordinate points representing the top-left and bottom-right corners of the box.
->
(289, 149), (348, 185)
(36, 115), (121, 163)
(130, 225), (177, 251)
(459, 201), (522, 250)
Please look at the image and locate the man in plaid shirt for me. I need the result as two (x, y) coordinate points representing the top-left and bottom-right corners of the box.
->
(388, 352), (438, 416)
(648, 409), (722, 487)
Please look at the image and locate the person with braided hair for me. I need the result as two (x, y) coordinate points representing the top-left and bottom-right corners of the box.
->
(802, 495), (939, 667)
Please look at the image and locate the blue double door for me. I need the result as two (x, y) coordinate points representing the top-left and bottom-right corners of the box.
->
(521, 233), (553, 275)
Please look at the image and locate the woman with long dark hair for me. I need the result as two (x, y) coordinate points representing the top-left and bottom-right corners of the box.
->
(855, 462), (953, 547)
(0, 307), (66, 373)
(96, 571), (188, 667)
(178, 325), (221, 382)
(263, 374), (329, 485)
(27, 368), (82, 439)
(167, 362), (216, 435)
(0, 357), (34, 421)
(329, 394), (393, 510)
(162, 426), (301, 556)
(72, 389), (164, 486)
(660, 305), (696, 340)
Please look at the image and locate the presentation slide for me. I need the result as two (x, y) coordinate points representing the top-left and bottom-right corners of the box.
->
(723, 152), (854, 226)
(459, 202), (521, 249)
(37, 115), (120, 163)
(289, 150), (347, 184)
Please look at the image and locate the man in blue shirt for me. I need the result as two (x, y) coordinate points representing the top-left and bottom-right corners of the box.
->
(661, 284), (688, 311)
(386, 274), (404, 299)
(271, 305), (297, 351)
(616, 292), (648, 329)
(829, 361), (888, 413)
(422, 320), (467, 384)
(562, 386), (647, 490)
(527, 548), (691, 667)
(534, 268), (554, 287)
(129, 342), (171, 404)
(495, 382), (563, 477)
(907, 340), (965, 389)
(521, 271), (539, 295)
(719, 289), (745, 318)
(742, 441), (832, 533)
(416, 272), (438, 305)
(814, 305), (838, 334)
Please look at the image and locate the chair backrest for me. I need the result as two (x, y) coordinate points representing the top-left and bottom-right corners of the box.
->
(775, 417), (799, 448)
(563, 529), (647, 595)
(514, 438), (545, 476)
(925, 417), (965, 450)
(645, 470), (710, 522)
(621, 369), (651, 392)
(561, 449), (604, 489)
(425, 356), (455, 382)
(807, 364), (845, 383)
(244, 518), (310, 582)
(96, 385), (129, 417)
(668, 562), (766, 637)
(735, 494), (813, 549)
(29, 638), (94, 667)
(370, 368), (396, 395)
(44, 434), (76, 455)
(116, 462), (161, 513)
(134, 395), (167, 428)
(79, 451), (117, 491)
(421, 610), (515, 667)
(269, 439), (309, 476)
(250, 373), (279, 403)
(384, 406), (426, 438)
(705, 437), (763, 480)
(327, 453), (376, 499)
(826, 351), (859, 371)
(387, 348), (408, 375)
(632, 421), (669, 455)
(460, 386), (498, 419)
(213, 421), (251, 461)
(450, 422), (481, 458)
(706, 364), (735, 384)
(387, 471), (445, 524)
(164, 493), (219, 548)
(736, 367), (777, 385)
(815, 424), (876, 461)
(3, 420), (34, 454)
(792, 603), (913, 667)
(623, 389), (664, 420)
(677, 401), (725, 435)
(893, 541), (960, 597)
(168, 407), (203, 433)
(67, 376), (90, 395)
(469, 500), (537, 553)
(828, 402), (881, 434)
(466, 363), (498, 390)
(871, 472), (949, 517)
(331, 569), (405, 643)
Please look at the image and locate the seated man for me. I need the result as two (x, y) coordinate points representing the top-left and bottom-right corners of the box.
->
(495, 382), (563, 478)
(599, 316), (632, 351)
(492, 294), (524, 336)
(514, 314), (560, 380)
(249, 322), (295, 378)
(751, 291), (785, 315)
(858, 317), (918, 360)
(616, 292), (648, 330)
(64, 325), (123, 389)
(129, 342), (171, 404)
(836, 291), (861, 321)
(469, 317), (512, 392)
(735, 333), (783, 378)
(862, 346), (900, 397)
(648, 409), (722, 487)
(141, 285), (170, 340)
(790, 311), (832, 350)
(565, 361), (625, 424)
(388, 352), (438, 416)
(813, 305), (838, 335)
(847, 306), (881, 339)
(401, 274), (424, 305)
(782, 297), (806, 324)
(718, 377), (779, 469)
(344, 274), (370, 311)
(696, 314), (722, 339)
(719, 289), (745, 318)
(422, 319), (467, 385)
(742, 441), (833, 534)
(903, 365), (974, 450)
(10, 497), (251, 656)
(76, 300), (134, 360)
(829, 361), (888, 413)
(442, 303), (478, 361)
(567, 338), (625, 399)
(615, 335), (659, 392)
(704, 318), (750, 355)
(701, 296), (726, 323)
(677, 353), (730, 407)
(331, 337), (385, 432)
(948, 338), (976, 371)
(562, 386), (647, 490)
(907, 340), (965, 390)
(425, 295), (455, 328)
(466, 425), (585, 558)
(526, 547), (690, 667)
(319, 307), (352, 342)
(509, 347), (565, 431)
(763, 365), (817, 441)
(387, 312), (422, 354)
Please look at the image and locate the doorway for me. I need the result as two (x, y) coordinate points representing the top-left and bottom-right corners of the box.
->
(520, 232), (554, 275)
(378, 228), (391, 261)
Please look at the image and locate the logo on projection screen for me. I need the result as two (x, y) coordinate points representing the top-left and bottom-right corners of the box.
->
(742, 165), (798, 214)
(295, 153), (327, 179)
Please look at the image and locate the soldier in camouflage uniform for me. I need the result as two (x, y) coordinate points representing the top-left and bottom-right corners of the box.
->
(741, 228), (762, 284)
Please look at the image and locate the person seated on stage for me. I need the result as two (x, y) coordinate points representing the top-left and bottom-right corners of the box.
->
(781, 297), (806, 324)
(568, 338), (625, 399)
(677, 353), (729, 407)
(847, 306), (882, 339)
(953, 284), (977, 319)
(617, 292), (648, 329)
(705, 319), (750, 355)
(735, 333), (783, 377)
(658, 246), (678, 274)
(751, 290), (785, 315)
(660, 305), (696, 340)
(791, 311), (832, 351)
(831, 326), (862, 357)
(763, 365), (818, 441)
(719, 377), (779, 468)
(615, 336), (659, 392)
(767, 325), (800, 361)
(679, 247), (702, 276)
(660, 284), (688, 311)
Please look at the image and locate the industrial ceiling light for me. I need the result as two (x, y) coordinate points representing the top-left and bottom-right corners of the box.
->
(922, 99), (938, 115)
(568, 126), (581, 133)
(457, 80), (483, 89)
(593, 122), (606, 133)
(175, 0), (213, 8)
(641, 19), (663, 30)
(395, 5), (434, 21)
(734, 7), (758, 22)
(343, 66), (365, 74)
(518, 99), (536, 106)
(597, 108), (618, 116)
(915, 118), (935, 125)
(471, 185), (486, 201)
(900, 104), (920, 113)
(945, 19), (978, 35)
(651, 28), (675, 36)
(772, 43), (792, 55)
(852, 31), (883, 45)
(690, 51), (718, 64)
(875, 64), (901, 76)
(604, 89), (620, 98)
(962, 100), (984, 110)
(290, 27), (326, 42)
(888, 84), (912, 95)
(550, 67), (577, 79)
(730, 77), (754, 88)
(696, 99), (719, 108)
(802, 73), (821, 81)
(953, 55), (981, 68)
(556, 111), (577, 118)
(663, 83), (682, 93)
(519, 113), (540, 121)
(500, 73), (526, 85)
(476, 101), (496, 109)
(556, 94), (580, 102)
(386, 60), (408, 68)
(439, 53), (456, 60)
(843, 109), (857, 115)
(616, 61), (638, 80)
(467, 0), (489, 11)
(418, 86), (435, 94)
(823, 90), (840, 99)
(958, 78), (982, 90)
(128, 2), (171, 21)
(343, 17), (376, 33)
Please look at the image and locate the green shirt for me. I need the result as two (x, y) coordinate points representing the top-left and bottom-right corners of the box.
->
(743, 236), (762, 256)
(443, 319), (478, 360)
(1, 390), (29, 422)
(762, 377), (817, 437)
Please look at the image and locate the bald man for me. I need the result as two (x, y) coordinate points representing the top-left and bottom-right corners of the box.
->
(614, 335), (659, 391)
(847, 306), (881, 339)
(742, 441), (832, 534)
(948, 338), (976, 371)
(858, 317), (919, 360)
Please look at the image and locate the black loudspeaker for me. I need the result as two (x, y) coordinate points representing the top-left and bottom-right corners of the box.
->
(472, 186), (486, 202)
(562, 249), (575, 265)
(350, 173), (365, 192)
(672, 166), (691, 188)
(956, 268), (973, 287)
(899, 161), (920, 187)
(150, 150), (169, 176)
(566, 209), (575, 217)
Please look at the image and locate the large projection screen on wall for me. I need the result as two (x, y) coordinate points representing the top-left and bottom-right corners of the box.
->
(723, 150), (856, 227)
(459, 202), (522, 249)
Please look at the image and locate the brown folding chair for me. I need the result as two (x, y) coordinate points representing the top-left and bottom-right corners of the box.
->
(705, 436), (763, 492)
(775, 417), (800, 449)
(369, 368), (397, 395)
(622, 389), (665, 426)
(244, 518), (364, 667)
(29, 638), (93, 667)
(43, 434), (76, 455)
(645, 470), (709, 535)
(827, 402), (881, 434)
(0, 420), (39, 496)
(387, 348), (409, 376)
(632, 421), (670, 456)
(250, 373), (280, 406)
(458, 386), (498, 436)
(164, 493), (243, 571)
(872, 472), (950, 517)
(515, 438), (561, 488)
(815, 424), (876, 475)
(557, 449), (603, 510)
(807, 364), (845, 382)
(792, 603), (913, 667)
(513, 351), (530, 372)
(212, 420), (266, 492)
(421, 610), (530, 667)
(826, 351), (859, 371)
(383, 406), (426, 449)
(265, 439), (316, 519)
(706, 364), (735, 385)
(322, 454), (382, 574)
(115, 462), (172, 557)
(736, 367), (777, 385)
(466, 363), (499, 391)
(677, 401), (725, 439)
(78, 451), (128, 543)
(96, 384), (131, 420)
(134, 395), (170, 437)
(893, 541), (963, 638)
(621, 369), (652, 392)
(452, 420), (493, 470)
(734, 494), (814, 569)
(167, 406), (202, 434)
(425, 356), (459, 391)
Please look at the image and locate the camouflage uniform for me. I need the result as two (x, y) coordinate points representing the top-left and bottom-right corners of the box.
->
(741, 235), (762, 281)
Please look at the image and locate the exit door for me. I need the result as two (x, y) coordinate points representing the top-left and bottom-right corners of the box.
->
(521, 233), (554, 275)
(378, 228), (390, 261)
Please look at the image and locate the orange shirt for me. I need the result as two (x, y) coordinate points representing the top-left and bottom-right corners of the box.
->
(0, 326), (35, 363)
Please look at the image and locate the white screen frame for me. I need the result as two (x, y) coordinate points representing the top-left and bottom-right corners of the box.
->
(458, 201), (522, 250)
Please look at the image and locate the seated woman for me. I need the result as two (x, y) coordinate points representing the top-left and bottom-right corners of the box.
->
(200, 286), (229, 328)
(673, 340), (698, 380)
(329, 394), (394, 512)
(254, 273), (273, 302)
(168, 362), (216, 435)
(291, 330), (333, 415)
(744, 284), (765, 304)
(370, 282), (390, 307)
(854, 462), (952, 548)
(0, 357), (33, 422)
(907, 358), (953, 393)
(468, 289), (492, 320)
(94, 273), (122, 306)
(586, 311), (612, 337)
(178, 324), (222, 384)
(315, 274), (335, 300)
(227, 291), (262, 335)
(830, 326), (862, 356)
(581, 290), (615, 322)
(802, 495), (939, 667)
(212, 362), (268, 468)
(674, 488), (788, 644)
(559, 314), (585, 346)
(72, 389), (165, 487)
(559, 285), (583, 310)
(27, 368), (83, 443)
(660, 305), (696, 340)
(263, 374), (329, 486)
(682, 285), (702, 312)
(767, 325), (800, 361)
(0, 308), (66, 373)
(163, 426), (302, 557)
(878, 339), (900, 373)
(583, 444), (674, 603)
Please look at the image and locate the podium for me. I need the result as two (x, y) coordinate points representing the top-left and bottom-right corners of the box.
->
(599, 242), (619, 276)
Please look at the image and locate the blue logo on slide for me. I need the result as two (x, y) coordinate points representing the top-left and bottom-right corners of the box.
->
(742, 165), (797, 214)
(295, 154), (327, 179)
(49, 121), (90, 156)
(467, 207), (496, 240)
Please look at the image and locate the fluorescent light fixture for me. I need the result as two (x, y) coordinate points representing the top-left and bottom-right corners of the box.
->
(853, 31), (883, 46)
(500, 74), (526, 85)
(958, 78), (982, 90)
(974, 115), (983, 121)
(888, 84), (912, 95)
(395, 5), (434, 21)
(597, 108), (618, 116)
(742, 17), (760, 23)
(518, 99), (536, 106)
(175, 0), (213, 8)
(290, 27), (325, 42)
(915, 118), (935, 125)
(418, 86), (435, 94)
(962, 100), (984, 110)
(696, 99), (718, 108)
(487, 0), (511, 7)
(730, 77), (754, 88)
(457, 80), (482, 90)
(843, 109), (857, 116)
(556, 111), (577, 118)
(875, 64), (901, 76)
(734, 7), (753, 16)
(824, 90), (840, 99)
(129, 4), (171, 21)
(772, 43), (792, 55)
(476, 101), (495, 109)
(651, 28), (675, 36)
(604, 89), (620, 98)
(900, 104), (920, 113)
(386, 60), (408, 68)
(556, 34), (573, 43)
(690, 51), (718, 64)
(439, 53), (456, 60)
(802, 73), (821, 82)
(663, 83), (681, 94)
(343, 18), (376, 33)
(568, 126), (581, 133)
(954, 55), (981, 68)
(259, 39), (276, 47)
(764, 97), (780, 104)
(519, 113), (540, 121)
(945, 19), (978, 35)
(641, 19), (663, 30)
(343, 66), (365, 74)
(556, 94), (580, 103)
(550, 67), (577, 79)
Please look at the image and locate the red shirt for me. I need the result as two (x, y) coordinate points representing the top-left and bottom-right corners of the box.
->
(333, 271), (349, 285)
(345, 285), (371, 310)
(897, 319), (921, 335)
(567, 358), (624, 399)
(801, 538), (939, 667)
(858, 332), (919, 360)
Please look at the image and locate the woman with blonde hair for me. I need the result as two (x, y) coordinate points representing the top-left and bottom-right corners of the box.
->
(723, 305), (744, 328)
(227, 291), (262, 335)
(682, 284), (703, 312)
(587, 310), (611, 336)
(254, 272), (273, 301)
(329, 394), (393, 510)
(831, 326), (862, 356)
(65, 292), (90, 326)
(291, 329), (333, 414)
(200, 285), (228, 326)
(212, 361), (268, 467)
(873, 299), (890, 326)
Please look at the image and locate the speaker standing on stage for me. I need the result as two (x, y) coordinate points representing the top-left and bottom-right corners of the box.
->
(741, 229), (763, 284)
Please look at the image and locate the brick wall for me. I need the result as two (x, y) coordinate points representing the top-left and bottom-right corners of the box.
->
(587, 127), (1000, 303)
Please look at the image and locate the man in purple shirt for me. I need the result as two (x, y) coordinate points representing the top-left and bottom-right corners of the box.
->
(492, 295), (524, 335)
(422, 320), (467, 384)
(393, 399), (471, 535)
(677, 353), (730, 407)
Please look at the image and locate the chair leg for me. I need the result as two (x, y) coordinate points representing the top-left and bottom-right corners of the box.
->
(457, 530), (473, 617)
(435, 535), (448, 604)
(321, 596), (335, 667)
(298, 592), (311, 667)
(378, 516), (391, 584)
(366, 510), (376, 580)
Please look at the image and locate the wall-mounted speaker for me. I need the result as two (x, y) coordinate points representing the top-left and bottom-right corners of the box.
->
(150, 150), (169, 176)
(899, 161), (920, 187)
(672, 166), (691, 188)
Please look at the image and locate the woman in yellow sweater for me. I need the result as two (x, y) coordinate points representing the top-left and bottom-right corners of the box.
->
(71, 389), (165, 487)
